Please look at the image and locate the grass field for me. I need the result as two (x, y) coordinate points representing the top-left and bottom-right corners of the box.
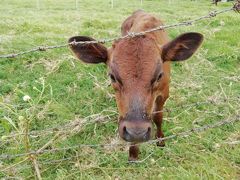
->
(0, 0), (240, 179)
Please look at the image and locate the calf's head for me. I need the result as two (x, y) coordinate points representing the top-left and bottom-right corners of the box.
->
(69, 33), (203, 142)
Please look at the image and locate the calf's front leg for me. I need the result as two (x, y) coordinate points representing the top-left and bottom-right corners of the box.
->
(128, 144), (139, 162)
(153, 94), (168, 147)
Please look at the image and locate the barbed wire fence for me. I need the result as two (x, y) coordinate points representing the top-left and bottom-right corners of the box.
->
(0, 98), (239, 142)
(1, 1), (240, 179)
(0, 113), (239, 161)
(0, 109), (239, 177)
(0, 1), (239, 59)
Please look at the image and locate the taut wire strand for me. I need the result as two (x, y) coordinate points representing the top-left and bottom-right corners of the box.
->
(0, 113), (239, 160)
(0, 1), (239, 59)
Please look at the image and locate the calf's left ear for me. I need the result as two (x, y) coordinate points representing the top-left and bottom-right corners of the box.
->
(161, 32), (204, 62)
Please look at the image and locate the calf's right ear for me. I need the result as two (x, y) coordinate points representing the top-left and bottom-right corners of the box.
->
(68, 36), (108, 64)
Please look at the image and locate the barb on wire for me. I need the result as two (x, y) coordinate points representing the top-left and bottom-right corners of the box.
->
(0, 44), (68, 58)
(0, 1), (239, 59)
(0, 114), (239, 160)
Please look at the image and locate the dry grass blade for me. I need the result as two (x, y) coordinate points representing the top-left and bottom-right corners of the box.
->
(31, 157), (42, 180)
(1, 157), (29, 172)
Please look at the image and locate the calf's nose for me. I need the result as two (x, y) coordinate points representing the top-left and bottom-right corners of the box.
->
(120, 121), (152, 142)
(123, 126), (151, 142)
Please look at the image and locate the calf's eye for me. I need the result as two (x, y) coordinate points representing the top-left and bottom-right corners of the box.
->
(109, 74), (116, 83)
(151, 72), (164, 85)
(157, 72), (164, 81)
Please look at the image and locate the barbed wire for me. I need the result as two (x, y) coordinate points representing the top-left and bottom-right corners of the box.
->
(0, 101), (206, 140)
(0, 113), (115, 140)
(0, 99), (231, 141)
(1, 97), (238, 147)
(0, 113), (239, 160)
(0, 1), (239, 59)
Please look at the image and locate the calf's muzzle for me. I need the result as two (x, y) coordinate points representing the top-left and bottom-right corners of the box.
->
(119, 117), (152, 142)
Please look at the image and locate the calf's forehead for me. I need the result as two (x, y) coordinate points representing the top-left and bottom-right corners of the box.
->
(109, 37), (162, 81)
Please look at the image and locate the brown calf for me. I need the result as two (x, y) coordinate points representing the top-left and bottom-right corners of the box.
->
(68, 10), (203, 161)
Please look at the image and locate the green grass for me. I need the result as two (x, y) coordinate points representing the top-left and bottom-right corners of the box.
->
(0, 0), (240, 179)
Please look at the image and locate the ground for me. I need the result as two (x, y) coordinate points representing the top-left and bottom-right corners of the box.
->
(0, 0), (240, 179)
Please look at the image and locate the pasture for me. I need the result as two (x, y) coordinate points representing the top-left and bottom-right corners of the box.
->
(0, 0), (240, 179)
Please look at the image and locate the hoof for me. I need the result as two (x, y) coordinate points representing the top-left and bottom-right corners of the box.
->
(156, 140), (165, 147)
(128, 156), (138, 163)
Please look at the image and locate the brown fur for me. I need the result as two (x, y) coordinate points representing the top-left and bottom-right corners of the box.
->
(112, 10), (171, 160)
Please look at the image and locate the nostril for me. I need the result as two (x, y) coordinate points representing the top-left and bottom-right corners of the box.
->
(123, 126), (127, 135)
(147, 127), (151, 133)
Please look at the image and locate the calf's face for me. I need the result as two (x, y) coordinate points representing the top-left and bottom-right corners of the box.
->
(68, 32), (203, 142)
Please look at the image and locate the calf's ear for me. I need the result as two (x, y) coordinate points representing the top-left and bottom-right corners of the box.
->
(161, 32), (203, 62)
(68, 36), (108, 64)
